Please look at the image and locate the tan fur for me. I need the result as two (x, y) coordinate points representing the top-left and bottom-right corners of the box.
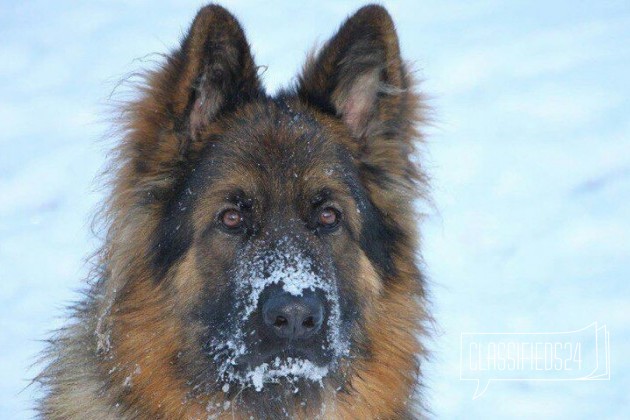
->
(36, 4), (429, 419)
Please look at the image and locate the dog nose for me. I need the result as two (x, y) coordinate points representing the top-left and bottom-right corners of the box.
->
(262, 291), (324, 340)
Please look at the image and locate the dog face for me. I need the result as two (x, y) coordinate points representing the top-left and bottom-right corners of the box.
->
(161, 99), (395, 399)
(97, 5), (426, 418)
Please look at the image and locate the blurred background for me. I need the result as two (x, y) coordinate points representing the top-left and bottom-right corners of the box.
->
(1, 0), (628, 417)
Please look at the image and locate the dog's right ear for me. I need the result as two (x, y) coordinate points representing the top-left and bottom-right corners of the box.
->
(168, 5), (262, 138)
(120, 5), (261, 193)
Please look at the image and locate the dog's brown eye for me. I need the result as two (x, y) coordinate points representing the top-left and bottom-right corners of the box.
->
(221, 209), (243, 229)
(318, 207), (338, 227)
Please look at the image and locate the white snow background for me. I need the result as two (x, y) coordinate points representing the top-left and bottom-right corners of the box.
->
(1, 0), (629, 418)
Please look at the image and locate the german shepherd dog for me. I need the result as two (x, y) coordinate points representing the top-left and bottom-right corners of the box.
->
(37, 4), (429, 419)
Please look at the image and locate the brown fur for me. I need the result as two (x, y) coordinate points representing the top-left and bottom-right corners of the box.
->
(36, 4), (430, 419)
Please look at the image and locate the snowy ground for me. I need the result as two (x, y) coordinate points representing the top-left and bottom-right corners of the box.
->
(1, 1), (629, 418)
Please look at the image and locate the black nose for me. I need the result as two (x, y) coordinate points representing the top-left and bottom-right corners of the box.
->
(262, 291), (324, 340)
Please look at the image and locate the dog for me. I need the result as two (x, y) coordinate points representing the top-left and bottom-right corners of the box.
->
(36, 4), (429, 419)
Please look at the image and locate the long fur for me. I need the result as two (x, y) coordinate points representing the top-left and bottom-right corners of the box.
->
(35, 4), (431, 419)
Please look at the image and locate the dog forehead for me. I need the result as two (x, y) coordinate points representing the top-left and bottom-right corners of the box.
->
(197, 101), (351, 194)
(227, 100), (336, 161)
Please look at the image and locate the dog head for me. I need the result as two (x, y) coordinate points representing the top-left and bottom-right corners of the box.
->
(99, 4), (426, 417)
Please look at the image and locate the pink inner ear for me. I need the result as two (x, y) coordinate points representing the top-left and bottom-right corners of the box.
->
(189, 89), (223, 137)
(339, 70), (380, 137)
(189, 97), (206, 135)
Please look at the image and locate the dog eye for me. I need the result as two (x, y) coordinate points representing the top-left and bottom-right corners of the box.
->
(220, 209), (243, 229)
(318, 207), (340, 229)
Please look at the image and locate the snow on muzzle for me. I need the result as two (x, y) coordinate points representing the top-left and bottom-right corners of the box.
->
(209, 239), (349, 392)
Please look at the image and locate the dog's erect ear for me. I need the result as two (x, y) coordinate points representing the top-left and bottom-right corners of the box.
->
(297, 5), (420, 141)
(120, 5), (262, 194)
(167, 5), (262, 137)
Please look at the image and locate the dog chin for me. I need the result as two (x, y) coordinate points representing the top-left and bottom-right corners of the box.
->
(240, 357), (330, 392)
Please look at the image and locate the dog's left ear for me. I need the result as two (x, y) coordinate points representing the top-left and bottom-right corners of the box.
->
(298, 5), (420, 144)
